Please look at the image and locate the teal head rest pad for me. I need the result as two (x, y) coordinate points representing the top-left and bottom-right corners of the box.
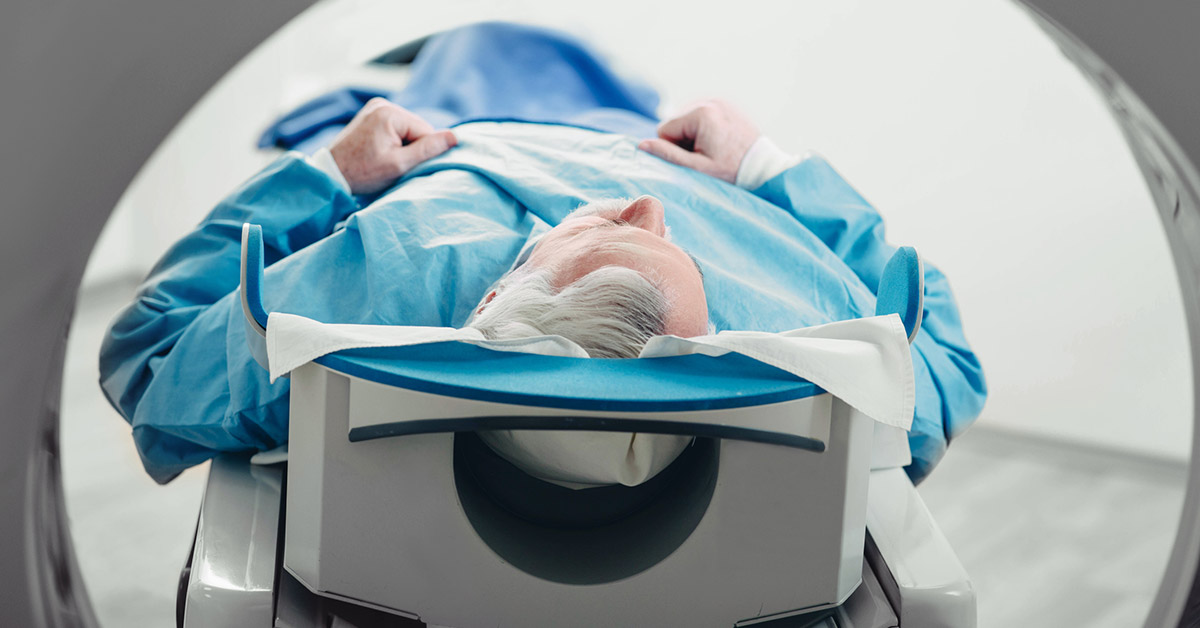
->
(875, 246), (924, 343)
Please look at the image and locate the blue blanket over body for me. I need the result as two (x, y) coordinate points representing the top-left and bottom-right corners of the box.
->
(100, 22), (985, 484)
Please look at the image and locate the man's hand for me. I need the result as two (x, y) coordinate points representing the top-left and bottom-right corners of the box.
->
(329, 99), (457, 195)
(638, 101), (759, 183)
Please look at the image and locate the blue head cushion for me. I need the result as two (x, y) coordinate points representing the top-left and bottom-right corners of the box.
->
(875, 246), (924, 343)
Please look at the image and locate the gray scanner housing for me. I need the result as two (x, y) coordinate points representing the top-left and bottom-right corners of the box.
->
(283, 363), (873, 627)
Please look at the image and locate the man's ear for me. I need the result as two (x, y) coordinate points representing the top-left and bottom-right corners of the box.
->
(618, 196), (666, 236)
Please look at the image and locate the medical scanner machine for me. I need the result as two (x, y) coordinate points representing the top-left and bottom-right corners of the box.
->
(11, 3), (1200, 628)
(174, 224), (972, 628)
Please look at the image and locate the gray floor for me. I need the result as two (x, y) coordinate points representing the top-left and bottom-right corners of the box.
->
(917, 428), (1186, 627)
(62, 280), (1187, 628)
(62, 279), (208, 628)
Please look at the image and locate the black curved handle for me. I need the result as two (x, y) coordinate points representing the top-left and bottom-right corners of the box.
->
(348, 415), (826, 453)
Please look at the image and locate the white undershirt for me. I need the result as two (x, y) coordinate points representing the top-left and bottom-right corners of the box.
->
(735, 135), (802, 190)
(305, 135), (800, 195)
(306, 148), (351, 193)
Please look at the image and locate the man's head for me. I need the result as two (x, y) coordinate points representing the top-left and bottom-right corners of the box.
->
(468, 196), (709, 357)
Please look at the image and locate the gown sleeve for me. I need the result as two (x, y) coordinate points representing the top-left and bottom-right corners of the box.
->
(98, 153), (358, 483)
(749, 155), (988, 482)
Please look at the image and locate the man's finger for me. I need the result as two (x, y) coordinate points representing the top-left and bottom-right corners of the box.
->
(638, 138), (709, 171)
(655, 109), (704, 145)
(386, 107), (435, 143)
(396, 130), (458, 172)
(361, 97), (391, 114)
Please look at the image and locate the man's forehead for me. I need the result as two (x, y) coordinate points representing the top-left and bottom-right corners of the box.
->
(518, 198), (703, 278)
(507, 198), (630, 272)
(571, 200), (702, 277)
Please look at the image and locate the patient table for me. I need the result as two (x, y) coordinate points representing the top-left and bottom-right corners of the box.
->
(177, 226), (973, 627)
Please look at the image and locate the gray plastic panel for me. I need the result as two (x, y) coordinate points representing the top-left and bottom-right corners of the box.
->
(865, 468), (975, 628)
(0, 2), (311, 626)
(183, 456), (282, 628)
(283, 363), (873, 627)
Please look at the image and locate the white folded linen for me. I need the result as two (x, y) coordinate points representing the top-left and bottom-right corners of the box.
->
(265, 312), (914, 487)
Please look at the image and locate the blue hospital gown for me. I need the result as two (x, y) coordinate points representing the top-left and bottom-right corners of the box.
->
(99, 23), (986, 484)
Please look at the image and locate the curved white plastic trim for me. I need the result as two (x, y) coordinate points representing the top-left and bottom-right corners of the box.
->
(183, 456), (282, 627)
(866, 467), (976, 628)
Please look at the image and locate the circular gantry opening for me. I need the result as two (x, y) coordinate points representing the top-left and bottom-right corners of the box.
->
(54, 1), (1194, 626)
(454, 432), (718, 584)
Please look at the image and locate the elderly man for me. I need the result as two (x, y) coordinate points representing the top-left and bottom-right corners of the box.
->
(100, 22), (985, 484)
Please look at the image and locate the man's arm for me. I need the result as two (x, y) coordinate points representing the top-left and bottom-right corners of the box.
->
(99, 155), (357, 417)
(750, 158), (987, 480)
(100, 100), (455, 482)
(639, 102), (987, 481)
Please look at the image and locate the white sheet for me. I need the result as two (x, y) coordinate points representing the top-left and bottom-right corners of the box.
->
(265, 312), (915, 486)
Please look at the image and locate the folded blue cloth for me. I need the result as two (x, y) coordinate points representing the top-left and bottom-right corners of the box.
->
(101, 22), (985, 484)
(258, 21), (660, 153)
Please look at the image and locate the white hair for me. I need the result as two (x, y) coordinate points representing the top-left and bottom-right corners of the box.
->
(468, 266), (668, 359)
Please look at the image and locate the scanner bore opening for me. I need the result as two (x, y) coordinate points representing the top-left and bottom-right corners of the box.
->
(453, 431), (718, 585)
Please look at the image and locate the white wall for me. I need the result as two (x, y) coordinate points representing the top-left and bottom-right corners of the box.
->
(87, 0), (1191, 459)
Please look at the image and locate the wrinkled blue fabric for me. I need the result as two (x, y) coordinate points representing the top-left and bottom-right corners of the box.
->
(259, 21), (661, 155)
(257, 86), (391, 151)
(99, 22), (985, 484)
